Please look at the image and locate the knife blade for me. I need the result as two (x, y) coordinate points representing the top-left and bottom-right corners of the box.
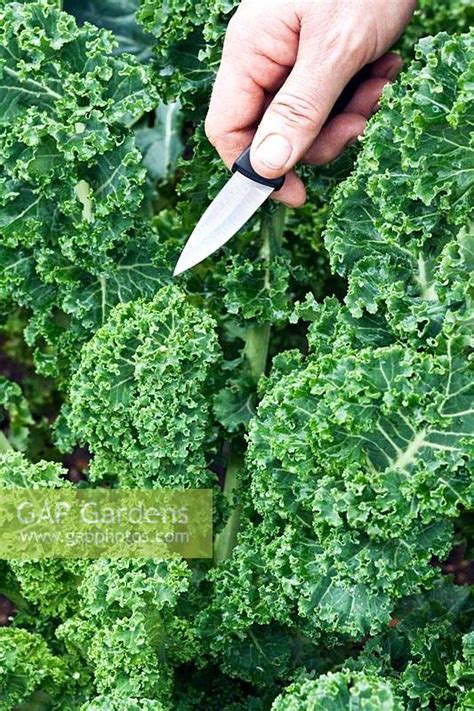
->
(173, 147), (285, 276)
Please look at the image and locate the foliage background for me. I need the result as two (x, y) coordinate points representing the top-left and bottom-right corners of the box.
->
(0, 0), (472, 709)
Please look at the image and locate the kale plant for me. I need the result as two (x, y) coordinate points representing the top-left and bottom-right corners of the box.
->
(0, 2), (472, 710)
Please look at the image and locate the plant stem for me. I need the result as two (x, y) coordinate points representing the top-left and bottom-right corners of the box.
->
(215, 205), (287, 564)
(244, 323), (271, 383)
(213, 452), (243, 564)
(243, 204), (286, 383)
(0, 431), (12, 453)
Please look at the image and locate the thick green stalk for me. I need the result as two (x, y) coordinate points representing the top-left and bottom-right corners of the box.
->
(213, 452), (243, 564)
(244, 323), (271, 384)
(243, 204), (287, 384)
(215, 205), (287, 564)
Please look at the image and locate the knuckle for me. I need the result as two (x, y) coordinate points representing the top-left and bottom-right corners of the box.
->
(269, 92), (322, 132)
(339, 7), (378, 63)
(302, 3), (376, 68)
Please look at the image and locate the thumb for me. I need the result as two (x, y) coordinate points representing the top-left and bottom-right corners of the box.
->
(250, 36), (364, 178)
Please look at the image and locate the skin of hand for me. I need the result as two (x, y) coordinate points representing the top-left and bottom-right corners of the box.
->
(205, 0), (416, 207)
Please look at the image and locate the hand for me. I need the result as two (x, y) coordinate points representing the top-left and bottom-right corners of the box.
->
(205, 0), (416, 207)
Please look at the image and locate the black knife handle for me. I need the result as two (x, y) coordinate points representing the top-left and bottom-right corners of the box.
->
(232, 147), (285, 191)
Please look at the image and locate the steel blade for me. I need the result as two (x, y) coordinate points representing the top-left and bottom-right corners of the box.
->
(173, 172), (273, 276)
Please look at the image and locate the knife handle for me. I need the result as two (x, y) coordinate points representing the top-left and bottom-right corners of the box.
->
(232, 147), (285, 191)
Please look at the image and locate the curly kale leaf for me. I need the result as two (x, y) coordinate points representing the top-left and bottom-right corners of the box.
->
(0, 451), (88, 619)
(137, 0), (238, 109)
(400, 0), (473, 57)
(9, 558), (86, 620)
(344, 581), (474, 709)
(213, 372), (258, 433)
(0, 376), (33, 451)
(449, 631), (474, 709)
(0, 1), (168, 377)
(0, 627), (67, 711)
(208, 333), (473, 641)
(63, 0), (155, 62)
(0, 449), (67, 489)
(222, 252), (291, 323)
(325, 31), (474, 346)
(59, 231), (174, 330)
(270, 584), (474, 710)
(59, 286), (221, 487)
(0, 1), (157, 267)
(271, 671), (404, 711)
(58, 558), (194, 705)
(1, 223), (174, 379)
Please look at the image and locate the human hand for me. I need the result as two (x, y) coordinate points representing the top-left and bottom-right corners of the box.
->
(205, 0), (416, 206)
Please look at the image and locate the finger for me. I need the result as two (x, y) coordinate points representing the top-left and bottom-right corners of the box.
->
(205, 68), (266, 170)
(343, 77), (390, 119)
(271, 170), (306, 208)
(205, 10), (295, 169)
(369, 52), (403, 80)
(208, 127), (256, 172)
(250, 15), (368, 180)
(304, 112), (367, 165)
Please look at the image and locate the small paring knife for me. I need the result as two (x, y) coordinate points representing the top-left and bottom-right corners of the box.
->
(173, 147), (285, 277)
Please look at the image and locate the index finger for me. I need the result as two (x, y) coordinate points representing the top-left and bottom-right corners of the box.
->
(205, 15), (294, 168)
(205, 61), (263, 169)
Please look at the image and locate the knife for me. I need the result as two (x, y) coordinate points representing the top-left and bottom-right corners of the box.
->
(173, 147), (285, 276)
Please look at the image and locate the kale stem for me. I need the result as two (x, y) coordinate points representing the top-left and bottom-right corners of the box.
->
(0, 431), (12, 454)
(244, 323), (270, 384)
(244, 204), (286, 383)
(213, 452), (243, 564)
(215, 205), (287, 564)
